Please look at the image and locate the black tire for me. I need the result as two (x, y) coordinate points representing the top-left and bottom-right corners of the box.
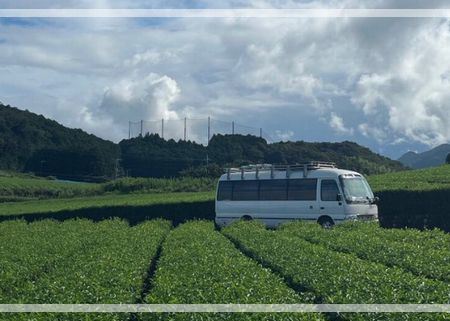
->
(318, 216), (334, 229)
(241, 215), (253, 221)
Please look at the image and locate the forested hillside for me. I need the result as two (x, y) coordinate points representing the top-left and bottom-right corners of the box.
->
(121, 134), (406, 177)
(120, 134), (206, 177)
(0, 103), (119, 181)
(1, 103), (405, 180)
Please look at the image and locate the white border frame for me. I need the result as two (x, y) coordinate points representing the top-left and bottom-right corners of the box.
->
(0, 304), (449, 313)
(1, 9), (450, 18)
(0, 7), (449, 314)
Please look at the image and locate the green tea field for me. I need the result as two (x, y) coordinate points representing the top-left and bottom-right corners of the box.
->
(0, 172), (215, 203)
(368, 164), (450, 191)
(0, 166), (449, 320)
(0, 219), (449, 321)
(368, 165), (450, 231)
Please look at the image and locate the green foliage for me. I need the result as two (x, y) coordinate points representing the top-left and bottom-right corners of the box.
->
(0, 172), (215, 202)
(267, 140), (405, 175)
(145, 221), (323, 321)
(446, 153), (450, 164)
(119, 134), (206, 177)
(0, 192), (214, 217)
(0, 175), (102, 201)
(0, 104), (405, 180)
(1, 219), (449, 320)
(0, 104), (120, 179)
(368, 164), (450, 192)
(102, 176), (216, 194)
(0, 219), (171, 320)
(368, 165), (450, 231)
(345, 221), (450, 248)
(120, 134), (405, 178)
(208, 134), (268, 164)
(222, 221), (450, 321)
(178, 163), (224, 178)
(279, 221), (450, 282)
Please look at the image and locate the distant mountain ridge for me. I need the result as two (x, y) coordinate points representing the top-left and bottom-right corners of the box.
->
(398, 144), (450, 169)
(1, 103), (406, 180)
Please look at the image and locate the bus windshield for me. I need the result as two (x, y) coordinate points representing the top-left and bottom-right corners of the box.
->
(339, 175), (374, 203)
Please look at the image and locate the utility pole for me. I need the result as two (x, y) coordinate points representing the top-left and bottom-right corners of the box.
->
(128, 121), (131, 139)
(184, 117), (187, 141)
(161, 118), (164, 139)
(207, 116), (211, 144)
(140, 120), (143, 136)
(260, 128), (262, 138)
(232, 121), (235, 135)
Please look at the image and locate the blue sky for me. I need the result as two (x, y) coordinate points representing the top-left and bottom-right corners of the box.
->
(1, 1), (450, 159)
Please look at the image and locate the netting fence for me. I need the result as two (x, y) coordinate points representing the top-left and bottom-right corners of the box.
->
(128, 117), (274, 145)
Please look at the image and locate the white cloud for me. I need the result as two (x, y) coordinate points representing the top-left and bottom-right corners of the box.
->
(1, 0), (450, 156)
(98, 73), (180, 123)
(329, 113), (353, 135)
(275, 130), (294, 141)
(351, 20), (450, 147)
(358, 123), (387, 144)
(351, 73), (391, 115)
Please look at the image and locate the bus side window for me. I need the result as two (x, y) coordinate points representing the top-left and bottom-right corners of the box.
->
(259, 179), (288, 200)
(288, 179), (317, 200)
(217, 181), (233, 201)
(321, 179), (339, 201)
(233, 180), (259, 201)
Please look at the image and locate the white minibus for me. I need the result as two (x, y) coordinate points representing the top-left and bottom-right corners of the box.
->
(215, 162), (378, 228)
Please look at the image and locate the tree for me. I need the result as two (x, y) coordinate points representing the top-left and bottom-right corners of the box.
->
(446, 153), (450, 164)
(0, 103), (119, 180)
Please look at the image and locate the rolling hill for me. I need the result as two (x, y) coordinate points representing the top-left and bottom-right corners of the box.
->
(121, 133), (406, 177)
(0, 103), (120, 181)
(1, 103), (406, 180)
(398, 144), (450, 169)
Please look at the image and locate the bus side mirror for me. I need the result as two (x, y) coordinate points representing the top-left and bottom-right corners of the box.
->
(337, 194), (343, 202)
(373, 196), (380, 204)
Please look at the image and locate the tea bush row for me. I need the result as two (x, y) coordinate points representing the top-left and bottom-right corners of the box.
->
(222, 221), (450, 321)
(145, 221), (325, 321)
(0, 219), (171, 321)
(279, 221), (450, 282)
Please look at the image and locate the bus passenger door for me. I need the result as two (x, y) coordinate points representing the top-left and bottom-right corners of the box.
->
(319, 179), (345, 222)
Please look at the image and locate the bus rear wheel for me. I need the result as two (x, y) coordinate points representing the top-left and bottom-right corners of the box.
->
(241, 215), (253, 221)
(318, 216), (334, 229)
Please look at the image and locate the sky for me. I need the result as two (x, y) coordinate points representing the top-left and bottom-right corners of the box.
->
(1, 1), (450, 159)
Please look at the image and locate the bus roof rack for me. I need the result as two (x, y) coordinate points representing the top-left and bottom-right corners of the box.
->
(225, 161), (336, 180)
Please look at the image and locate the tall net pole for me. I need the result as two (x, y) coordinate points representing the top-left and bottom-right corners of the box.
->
(207, 116), (211, 143)
(128, 117), (269, 143)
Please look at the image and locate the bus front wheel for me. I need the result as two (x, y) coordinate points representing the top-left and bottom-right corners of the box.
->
(318, 216), (334, 229)
(241, 215), (253, 221)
